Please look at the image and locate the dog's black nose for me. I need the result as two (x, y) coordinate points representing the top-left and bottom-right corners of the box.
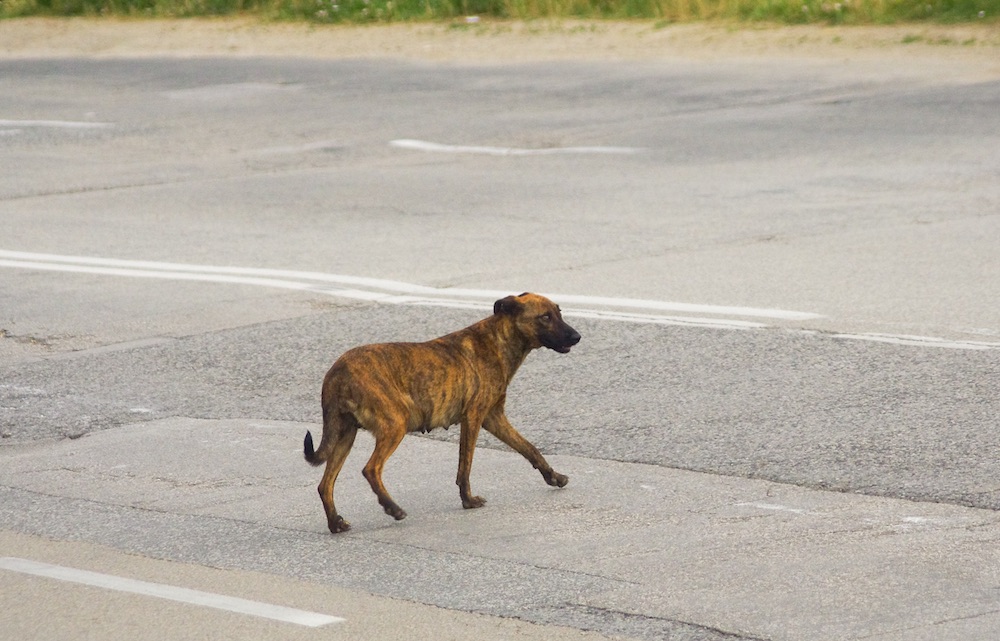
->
(566, 329), (581, 346)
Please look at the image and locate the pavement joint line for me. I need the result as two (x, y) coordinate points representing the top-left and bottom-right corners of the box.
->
(0, 557), (345, 628)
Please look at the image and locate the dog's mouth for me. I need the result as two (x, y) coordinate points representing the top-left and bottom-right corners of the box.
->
(543, 329), (581, 354)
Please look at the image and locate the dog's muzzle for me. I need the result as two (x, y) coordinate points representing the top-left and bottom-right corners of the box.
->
(548, 326), (581, 354)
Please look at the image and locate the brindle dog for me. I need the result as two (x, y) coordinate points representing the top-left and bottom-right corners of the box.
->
(303, 292), (581, 534)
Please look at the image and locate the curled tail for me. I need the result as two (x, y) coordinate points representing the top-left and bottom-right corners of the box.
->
(303, 430), (325, 466)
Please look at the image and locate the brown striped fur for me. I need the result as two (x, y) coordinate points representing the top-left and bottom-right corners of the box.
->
(303, 293), (581, 534)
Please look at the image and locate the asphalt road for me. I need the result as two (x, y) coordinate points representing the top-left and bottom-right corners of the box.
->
(1, 52), (999, 640)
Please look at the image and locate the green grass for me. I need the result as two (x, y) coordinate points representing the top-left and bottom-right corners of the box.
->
(0, 0), (997, 24)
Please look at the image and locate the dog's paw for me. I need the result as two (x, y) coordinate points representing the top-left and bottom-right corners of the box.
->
(328, 515), (352, 534)
(462, 496), (487, 509)
(545, 471), (569, 488)
(383, 503), (407, 521)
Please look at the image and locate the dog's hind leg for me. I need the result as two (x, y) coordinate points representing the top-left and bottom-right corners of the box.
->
(484, 410), (568, 488)
(362, 424), (407, 521)
(316, 418), (358, 534)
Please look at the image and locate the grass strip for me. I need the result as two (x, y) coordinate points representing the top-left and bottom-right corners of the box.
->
(0, 0), (997, 27)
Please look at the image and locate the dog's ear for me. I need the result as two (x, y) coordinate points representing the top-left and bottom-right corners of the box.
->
(493, 295), (523, 316)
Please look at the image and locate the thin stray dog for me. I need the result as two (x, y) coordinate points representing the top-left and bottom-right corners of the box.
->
(303, 292), (581, 534)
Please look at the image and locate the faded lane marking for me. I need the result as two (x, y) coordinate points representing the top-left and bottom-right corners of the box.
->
(828, 332), (1000, 351)
(736, 502), (818, 516)
(2, 249), (998, 350)
(390, 138), (641, 156)
(0, 557), (344, 627)
(0, 250), (815, 326)
(0, 119), (112, 129)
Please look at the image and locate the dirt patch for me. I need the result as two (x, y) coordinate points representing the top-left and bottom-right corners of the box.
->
(2, 17), (1000, 80)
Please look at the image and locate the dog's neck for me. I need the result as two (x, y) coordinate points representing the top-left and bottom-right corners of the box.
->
(496, 322), (532, 382)
(471, 315), (533, 383)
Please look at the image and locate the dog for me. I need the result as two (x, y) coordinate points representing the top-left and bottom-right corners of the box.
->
(303, 292), (581, 534)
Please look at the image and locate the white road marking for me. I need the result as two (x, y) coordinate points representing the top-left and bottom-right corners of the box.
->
(564, 308), (765, 330)
(253, 139), (343, 155)
(0, 119), (112, 129)
(553, 293), (817, 321)
(390, 138), (641, 156)
(1, 249), (996, 350)
(0, 384), (46, 395)
(902, 516), (934, 524)
(0, 557), (344, 627)
(737, 502), (816, 516)
(829, 332), (998, 351)
(164, 83), (304, 101)
(0, 250), (817, 322)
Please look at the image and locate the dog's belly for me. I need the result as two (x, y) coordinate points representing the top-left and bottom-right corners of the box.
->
(399, 364), (475, 432)
(407, 394), (464, 433)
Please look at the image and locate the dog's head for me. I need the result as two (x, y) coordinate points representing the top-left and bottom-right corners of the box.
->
(493, 293), (581, 354)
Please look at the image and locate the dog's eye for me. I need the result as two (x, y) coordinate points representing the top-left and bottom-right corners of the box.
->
(538, 313), (551, 323)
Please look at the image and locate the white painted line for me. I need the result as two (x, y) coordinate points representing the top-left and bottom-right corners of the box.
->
(0, 119), (112, 129)
(0, 557), (344, 628)
(0, 250), (435, 295)
(9, 249), (1000, 349)
(554, 294), (818, 321)
(0, 384), (45, 396)
(398, 299), (765, 330)
(390, 138), (641, 156)
(737, 502), (817, 516)
(564, 308), (766, 330)
(902, 516), (935, 524)
(253, 140), (343, 156)
(0, 257), (474, 308)
(164, 83), (304, 101)
(829, 332), (999, 351)
(0, 258), (346, 294)
(2, 249), (997, 349)
(0, 250), (818, 322)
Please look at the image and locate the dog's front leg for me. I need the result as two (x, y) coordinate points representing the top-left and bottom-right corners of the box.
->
(484, 410), (568, 488)
(457, 417), (486, 509)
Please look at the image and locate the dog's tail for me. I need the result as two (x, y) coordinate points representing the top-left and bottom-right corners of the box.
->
(303, 430), (325, 466)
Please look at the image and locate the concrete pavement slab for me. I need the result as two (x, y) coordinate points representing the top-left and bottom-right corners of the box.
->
(3, 417), (999, 640)
(0, 530), (620, 641)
